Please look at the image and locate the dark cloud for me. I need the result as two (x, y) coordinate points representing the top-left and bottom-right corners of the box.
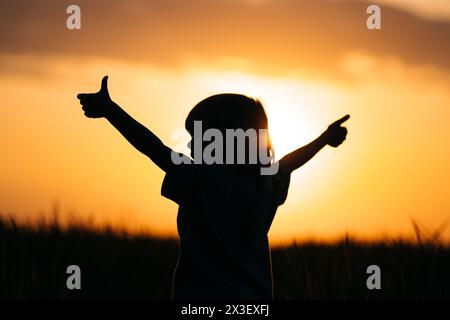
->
(0, 0), (449, 74)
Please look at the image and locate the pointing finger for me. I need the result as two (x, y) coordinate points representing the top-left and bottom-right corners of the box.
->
(332, 114), (350, 127)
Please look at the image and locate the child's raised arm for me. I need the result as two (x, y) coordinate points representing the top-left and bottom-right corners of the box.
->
(280, 115), (350, 173)
(77, 76), (175, 172)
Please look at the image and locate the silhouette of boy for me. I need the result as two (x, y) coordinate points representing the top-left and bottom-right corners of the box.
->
(77, 76), (349, 299)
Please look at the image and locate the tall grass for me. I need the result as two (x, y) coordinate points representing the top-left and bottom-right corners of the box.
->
(0, 215), (449, 299)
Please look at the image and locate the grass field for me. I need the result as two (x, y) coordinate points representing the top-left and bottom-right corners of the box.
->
(0, 216), (449, 299)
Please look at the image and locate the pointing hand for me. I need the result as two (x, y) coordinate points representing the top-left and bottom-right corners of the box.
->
(324, 115), (350, 147)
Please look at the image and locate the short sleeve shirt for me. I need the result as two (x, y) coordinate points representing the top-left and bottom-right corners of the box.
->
(161, 161), (291, 299)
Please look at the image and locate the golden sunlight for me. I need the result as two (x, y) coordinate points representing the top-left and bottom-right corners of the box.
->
(1, 54), (449, 244)
(186, 70), (343, 159)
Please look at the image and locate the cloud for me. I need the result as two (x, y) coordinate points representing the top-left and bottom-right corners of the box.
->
(370, 0), (450, 22)
(0, 0), (448, 75)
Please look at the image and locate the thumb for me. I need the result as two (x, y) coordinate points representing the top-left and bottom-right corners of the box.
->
(100, 75), (109, 95)
(331, 114), (350, 127)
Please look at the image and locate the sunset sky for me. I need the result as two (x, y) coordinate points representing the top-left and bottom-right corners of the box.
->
(0, 0), (449, 244)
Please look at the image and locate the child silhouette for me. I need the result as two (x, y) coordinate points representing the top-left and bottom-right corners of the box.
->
(77, 76), (349, 300)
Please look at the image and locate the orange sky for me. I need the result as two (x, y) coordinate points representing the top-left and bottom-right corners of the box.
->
(0, 0), (449, 244)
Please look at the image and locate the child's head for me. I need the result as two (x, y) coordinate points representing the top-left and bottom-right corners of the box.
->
(185, 94), (274, 170)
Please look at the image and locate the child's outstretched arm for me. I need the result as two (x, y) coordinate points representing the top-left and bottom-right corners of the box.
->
(281, 115), (350, 173)
(77, 76), (174, 172)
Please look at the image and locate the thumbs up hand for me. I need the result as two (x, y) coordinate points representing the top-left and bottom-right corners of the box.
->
(77, 76), (113, 118)
(323, 115), (350, 147)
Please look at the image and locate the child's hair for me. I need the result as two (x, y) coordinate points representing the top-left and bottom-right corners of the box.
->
(185, 93), (274, 172)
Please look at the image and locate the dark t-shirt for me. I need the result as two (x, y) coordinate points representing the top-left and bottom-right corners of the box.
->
(161, 161), (291, 300)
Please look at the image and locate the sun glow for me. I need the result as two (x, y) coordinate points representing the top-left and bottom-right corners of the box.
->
(189, 70), (342, 159)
